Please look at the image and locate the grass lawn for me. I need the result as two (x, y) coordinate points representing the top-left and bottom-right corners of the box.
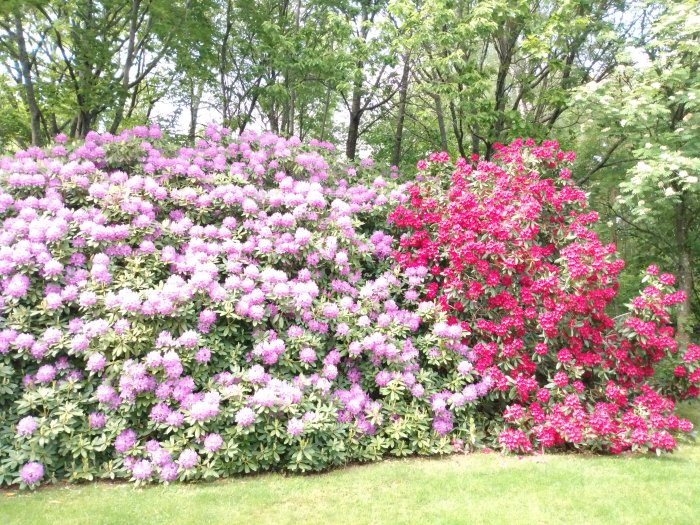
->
(2, 403), (699, 525)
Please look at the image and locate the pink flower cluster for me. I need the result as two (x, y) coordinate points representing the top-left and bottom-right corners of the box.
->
(1, 126), (488, 487)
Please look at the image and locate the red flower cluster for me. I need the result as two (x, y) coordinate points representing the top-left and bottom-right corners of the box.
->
(389, 139), (695, 454)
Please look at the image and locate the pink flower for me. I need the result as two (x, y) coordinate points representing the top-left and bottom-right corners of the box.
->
(659, 273), (675, 286)
(287, 417), (304, 436)
(86, 353), (107, 372)
(35, 365), (56, 383)
(299, 347), (316, 363)
(553, 372), (569, 388)
(235, 407), (255, 428)
(6, 274), (30, 298)
(16, 416), (38, 436)
(20, 462), (44, 485)
(499, 428), (532, 453)
(178, 448), (199, 469)
(89, 412), (106, 428)
(115, 429), (137, 453)
(132, 460), (153, 480)
(204, 433), (224, 452)
(195, 347), (212, 363)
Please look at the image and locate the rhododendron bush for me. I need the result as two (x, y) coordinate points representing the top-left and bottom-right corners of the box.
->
(0, 128), (695, 489)
(389, 140), (698, 455)
(0, 125), (489, 488)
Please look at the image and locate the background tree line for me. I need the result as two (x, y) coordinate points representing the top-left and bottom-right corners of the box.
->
(0, 0), (698, 337)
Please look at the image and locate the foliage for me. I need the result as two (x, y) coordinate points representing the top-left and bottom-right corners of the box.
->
(573, 0), (700, 338)
(0, 0), (216, 144)
(3, 401), (700, 525)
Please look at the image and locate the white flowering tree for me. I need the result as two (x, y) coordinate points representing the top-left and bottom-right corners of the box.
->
(576, 0), (700, 342)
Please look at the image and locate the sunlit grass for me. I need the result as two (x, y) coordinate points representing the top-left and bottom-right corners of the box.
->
(2, 403), (699, 525)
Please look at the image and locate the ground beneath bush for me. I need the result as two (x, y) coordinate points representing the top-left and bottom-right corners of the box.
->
(2, 403), (699, 525)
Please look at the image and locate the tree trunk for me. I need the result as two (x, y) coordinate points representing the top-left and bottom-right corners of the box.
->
(429, 93), (448, 151)
(345, 5), (369, 161)
(288, 92), (295, 136)
(268, 106), (280, 134)
(489, 28), (518, 159)
(110, 0), (141, 134)
(675, 191), (693, 347)
(281, 92), (290, 136)
(345, 71), (363, 160)
(188, 82), (204, 144)
(76, 110), (95, 138)
(70, 117), (78, 138)
(49, 114), (59, 137)
(319, 86), (332, 141)
(488, 59), (510, 159)
(287, 0), (301, 137)
(298, 102), (306, 140)
(448, 100), (467, 158)
(391, 53), (411, 166)
(13, 13), (43, 146)
(346, 111), (361, 161)
(609, 187), (619, 246)
(219, 0), (233, 125)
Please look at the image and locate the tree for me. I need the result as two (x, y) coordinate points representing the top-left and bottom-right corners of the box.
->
(337, 0), (398, 160)
(384, 0), (629, 160)
(0, 0), (212, 142)
(576, 0), (700, 342)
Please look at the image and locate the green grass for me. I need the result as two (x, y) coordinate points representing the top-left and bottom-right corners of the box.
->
(3, 403), (700, 525)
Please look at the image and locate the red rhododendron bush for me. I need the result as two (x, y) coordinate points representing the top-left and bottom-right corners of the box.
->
(388, 139), (698, 454)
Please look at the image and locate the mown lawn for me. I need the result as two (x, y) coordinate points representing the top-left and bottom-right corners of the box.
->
(2, 403), (699, 525)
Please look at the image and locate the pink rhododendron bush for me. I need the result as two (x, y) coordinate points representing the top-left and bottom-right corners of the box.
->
(0, 127), (696, 489)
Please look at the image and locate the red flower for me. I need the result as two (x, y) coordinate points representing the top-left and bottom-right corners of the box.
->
(674, 366), (687, 378)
